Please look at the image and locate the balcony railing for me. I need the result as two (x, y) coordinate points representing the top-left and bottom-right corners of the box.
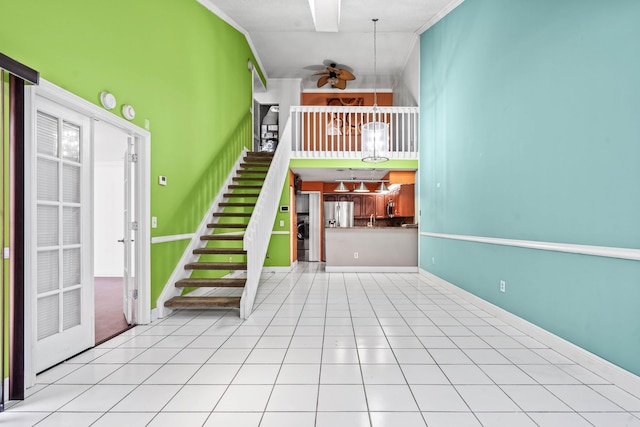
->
(290, 106), (419, 159)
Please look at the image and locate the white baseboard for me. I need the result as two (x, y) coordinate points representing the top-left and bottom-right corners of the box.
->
(150, 308), (159, 323)
(420, 269), (640, 397)
(261, 265), (295, 273)
(326, 266), (419, 273)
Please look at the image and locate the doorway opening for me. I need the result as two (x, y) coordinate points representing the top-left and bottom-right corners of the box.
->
(297, 191), (321, 262)
(93, 120), (134, 344)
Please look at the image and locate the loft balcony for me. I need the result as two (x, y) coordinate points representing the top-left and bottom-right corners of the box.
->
(289, 106), (419, 159)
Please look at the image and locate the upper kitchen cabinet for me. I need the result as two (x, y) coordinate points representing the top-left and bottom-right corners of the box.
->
(387, 184), (415, 218)
(396, 184), (415, 217)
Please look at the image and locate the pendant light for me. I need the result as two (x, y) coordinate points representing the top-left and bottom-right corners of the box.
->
(375, 181), (389, 193)
(334, 181), (350, 192)
(353, 182), (370, 193)
(362, 18), (389, 163)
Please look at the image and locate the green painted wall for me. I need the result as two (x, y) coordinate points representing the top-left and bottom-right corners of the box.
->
(264, 173), (292, 268)
(0, 0), (262, 310)
(420, 0), (640, 375)
(290, 159), (418, 171)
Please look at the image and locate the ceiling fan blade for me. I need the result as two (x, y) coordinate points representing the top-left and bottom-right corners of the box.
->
(303, 64), (327, 71)
(317, 76), (330, 88)
(336, 69), (355, 81)
(333, 78), (347, 90)
(323, 59), (353, 72)
(313, 71), (330, 76)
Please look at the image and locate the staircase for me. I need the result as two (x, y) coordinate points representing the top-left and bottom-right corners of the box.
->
(164, 151), (274, 310)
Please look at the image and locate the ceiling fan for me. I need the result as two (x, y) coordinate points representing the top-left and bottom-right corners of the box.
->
(314, 63), (356, 90)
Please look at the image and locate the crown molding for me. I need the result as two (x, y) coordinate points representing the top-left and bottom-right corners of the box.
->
(417, 0), (466, 34)
(197, 0), (269, 82)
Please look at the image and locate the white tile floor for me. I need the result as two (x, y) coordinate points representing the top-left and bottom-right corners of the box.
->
(4, 262), (640, 426)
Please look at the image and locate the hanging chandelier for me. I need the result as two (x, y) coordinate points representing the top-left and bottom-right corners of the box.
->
(361, 18), (389, 163)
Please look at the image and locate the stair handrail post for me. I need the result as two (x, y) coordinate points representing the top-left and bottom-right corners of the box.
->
(241, 122), (292, 318)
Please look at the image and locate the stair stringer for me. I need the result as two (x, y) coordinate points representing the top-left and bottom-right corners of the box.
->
(240, 123), (292, 319)
(156, 148), (249, 318)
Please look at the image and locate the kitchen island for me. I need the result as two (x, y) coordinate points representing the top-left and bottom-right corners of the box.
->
(324, 227), (418, 273)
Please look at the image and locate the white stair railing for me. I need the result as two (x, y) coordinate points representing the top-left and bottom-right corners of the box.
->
(290, 105), (419, 159)
(241, 121), (292, 319)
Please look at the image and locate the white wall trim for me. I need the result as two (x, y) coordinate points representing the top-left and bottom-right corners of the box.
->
(326, 266), (419, 273)
(197, 0), (268, 84)
(417, 0), (466, 34)
(272, 231), (290, 235)
(151, 233), (195, 244)
(150, 308), (159, 323)
(261, 265), (296, 273)
(419, 269), (640, 397)
(421, 231), (640, 262)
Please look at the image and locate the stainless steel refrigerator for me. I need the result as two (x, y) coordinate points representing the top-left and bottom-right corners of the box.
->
(323, 201), (354, 228)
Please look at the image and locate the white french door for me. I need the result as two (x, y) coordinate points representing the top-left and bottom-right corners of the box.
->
(122, 137), (136, 325)
(31, 96), (93, 373)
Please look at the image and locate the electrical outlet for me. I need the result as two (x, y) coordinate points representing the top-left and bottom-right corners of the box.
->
(279, 220), (284, 227)
(151, 217), (157, 228)
(500, 280), (506, 293)
(354, 252), (359, 259)
(266, 253), (270, 259)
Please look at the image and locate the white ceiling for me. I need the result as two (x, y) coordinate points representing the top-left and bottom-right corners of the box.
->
(201, 0), (462, 90)
(201, 0), (452, 182)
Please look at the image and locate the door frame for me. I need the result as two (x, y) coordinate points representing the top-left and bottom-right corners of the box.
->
(23, 79), (151, 388)
(300, 191), (321, 262)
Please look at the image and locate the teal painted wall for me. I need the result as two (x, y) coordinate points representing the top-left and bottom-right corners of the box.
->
(0, 0), (262, 308)
(420, 0), (640, 375)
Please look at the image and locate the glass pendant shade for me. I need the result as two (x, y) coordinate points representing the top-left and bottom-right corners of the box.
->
(361, 121), (389, 163)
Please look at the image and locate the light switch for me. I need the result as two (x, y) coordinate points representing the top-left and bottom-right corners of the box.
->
(152, 217), (157, 228)
(159, 176), (167, 186)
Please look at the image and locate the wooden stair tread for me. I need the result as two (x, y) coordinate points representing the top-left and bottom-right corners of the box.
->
(223, 193), (260, 198)
(185, 262), (248, 270)
(213, 212), (252, 217)
(164, 296), (241, 309)
(201, 234), (244, 241)
(207, 223), (247, 228)
(243, 153), (273, 162)
(237, 170), (268, 175)
(175, 278), (246, 288)
(233, 177), (266, 182)
(239, 162), (269, 168)
(219, 202), (256, 207)
(228, 185), (263, 190)
(193, 248), (247, 255)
